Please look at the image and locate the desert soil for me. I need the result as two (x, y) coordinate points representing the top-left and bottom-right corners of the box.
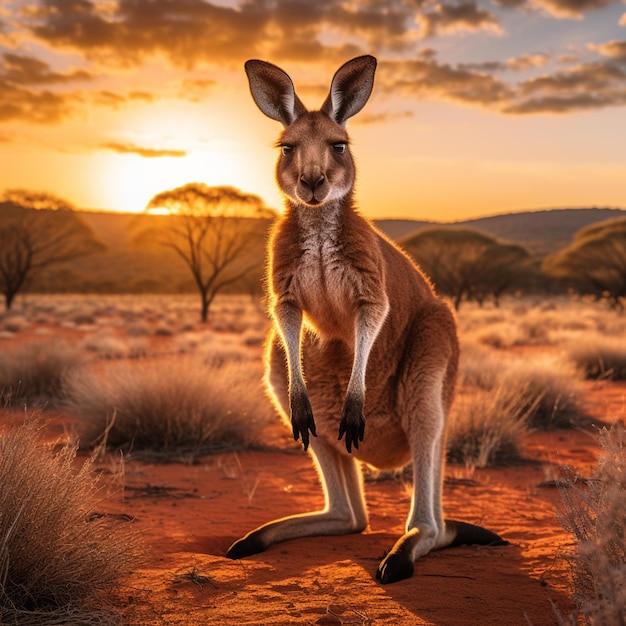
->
(88, 381), (623, 626)
(6, 318), (623, 625)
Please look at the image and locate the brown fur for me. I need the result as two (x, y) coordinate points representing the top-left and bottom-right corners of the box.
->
(227, 56), (506, 584)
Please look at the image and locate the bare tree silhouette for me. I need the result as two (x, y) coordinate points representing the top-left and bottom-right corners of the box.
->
(141, 183), (274, 322)
(0, 190), (104, 311)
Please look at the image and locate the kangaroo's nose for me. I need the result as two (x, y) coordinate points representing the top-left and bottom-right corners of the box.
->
(299, 173), (325, 191)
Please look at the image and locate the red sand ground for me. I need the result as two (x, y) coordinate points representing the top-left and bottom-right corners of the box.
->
(95, 382), (624, 626)
(6, 322), (624, 624)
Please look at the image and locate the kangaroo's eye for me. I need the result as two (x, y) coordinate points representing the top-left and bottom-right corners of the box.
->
(332, 142), (347, 155)
(281, 144), (294, 157)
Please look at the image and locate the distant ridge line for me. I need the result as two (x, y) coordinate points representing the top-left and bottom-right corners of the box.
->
(374, 207), (626, 257)
(74, 206), (626, 260)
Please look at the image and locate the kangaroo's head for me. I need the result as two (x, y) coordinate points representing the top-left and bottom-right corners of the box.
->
(244, 56), (376, 208)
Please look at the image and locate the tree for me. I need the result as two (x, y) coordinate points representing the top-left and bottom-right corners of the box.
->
(543, 217), (626, 309)
(141, 183), (275, 322)
(402, 228), (530, 309)
(0, 190), (105, 311)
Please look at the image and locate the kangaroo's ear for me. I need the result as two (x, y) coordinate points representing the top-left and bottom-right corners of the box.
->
(244, 59), (307, 127)
(321, 55), (376, 127)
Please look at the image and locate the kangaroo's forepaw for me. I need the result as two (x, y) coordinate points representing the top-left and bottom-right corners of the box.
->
(338, 398), (365, 453)
(290, 392), (317, 451)
(376, 551), (415, 584)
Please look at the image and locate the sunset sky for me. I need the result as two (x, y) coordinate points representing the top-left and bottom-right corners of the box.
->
(1, 0), (625, 221)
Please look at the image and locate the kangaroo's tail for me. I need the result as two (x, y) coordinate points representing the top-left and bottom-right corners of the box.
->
(444, 519), (509, 548)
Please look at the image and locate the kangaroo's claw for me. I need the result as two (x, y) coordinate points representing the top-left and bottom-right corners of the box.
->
(290, 391), (317, 451)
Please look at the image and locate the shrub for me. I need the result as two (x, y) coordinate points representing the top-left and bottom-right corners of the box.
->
(64, 356), (273, 460)
(1, 315), (29, 333)
(0, 419), (138, 624)
(558, 424), (626, 624)
(459, 342), (590, 431)
(447, 384), (532, 468)
(565, 334), (626, 381)
(499, 357), (591, 430)
(0, 339), (82, 405)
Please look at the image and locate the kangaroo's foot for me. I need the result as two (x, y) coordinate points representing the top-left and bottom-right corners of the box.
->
(376, 548), (415, 584)
(375, 521), (509, 584)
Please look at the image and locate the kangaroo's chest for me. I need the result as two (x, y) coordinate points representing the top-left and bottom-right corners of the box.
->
(294, 231), (358, 336)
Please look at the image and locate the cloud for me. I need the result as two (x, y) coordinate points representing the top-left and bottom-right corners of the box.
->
(491, 0), (528, 7)
(4, 1), (625, 122)
(417, 1), (503, 38)
(21, 0), (503, 70)
(92, 89), (157, 108)
(354, 110), (415, 125)
(1, 52), (92, 84)
(22, 0), (418, 68)
(0, 80), (76, 123)
(100, 142), (187, 158)
(178, 78), (218, 102)
(380, 55), (513, 107)
(0, 51), (92, 124)
(379, 42), (626, 115)
(93, 90), (126, 108)
(589, 39), (626, 58)
(24, 0), (268, 67)
(506, 53), (549, 70)
(459, 53), (549, 73)
(492, 0), (621, 18)
(529, 0), (618, 18)
(503, 49), (626, 113)
(129, 91), (155, 103)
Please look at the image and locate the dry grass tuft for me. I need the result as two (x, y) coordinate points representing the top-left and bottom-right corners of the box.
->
(458, 342), (590, 431)
(499, 357), (591, 430)
(449, 341), (592, 468)
(558, 424), (626, 625)
(0, 419), (139, 624)
(0, 339), (82, 406)
(64, 356), (274, 460)
(565, 334), (626, 381)
(447, 385), (532, 468)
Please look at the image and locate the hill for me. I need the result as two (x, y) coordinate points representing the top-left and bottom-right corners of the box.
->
(19, 207), (626, 295)
(375, 207), (626, 257)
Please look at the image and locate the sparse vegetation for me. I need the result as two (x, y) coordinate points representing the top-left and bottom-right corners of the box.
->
(0, 190), (105, 310)
(139, 184), (274, 322)
(64, 355), (274, 460)
(498, 356), (591, 430)
(0, 419), (138, 624)
(544, 217), (626, 309)
(447, 383), (532, 468)
(558, 424), (626, 625)
(455, 340), (589, 443)
(0, 338), (82, 405)
(402, 228), (530, 309)
(448, 336), (593, 468)
(0, 291), (624, 621)
(565, 334), (626, 381)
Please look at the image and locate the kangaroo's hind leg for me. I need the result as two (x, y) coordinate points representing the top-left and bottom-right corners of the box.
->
(376, 354), (506, 584)
(226, 436), (368, 558)
(376, 364), (449, 584)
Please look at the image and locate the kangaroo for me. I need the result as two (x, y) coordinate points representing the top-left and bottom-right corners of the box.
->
(227, 55), (506, 584)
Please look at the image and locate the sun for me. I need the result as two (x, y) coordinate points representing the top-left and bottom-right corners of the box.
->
(89, 99), (282, 214)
